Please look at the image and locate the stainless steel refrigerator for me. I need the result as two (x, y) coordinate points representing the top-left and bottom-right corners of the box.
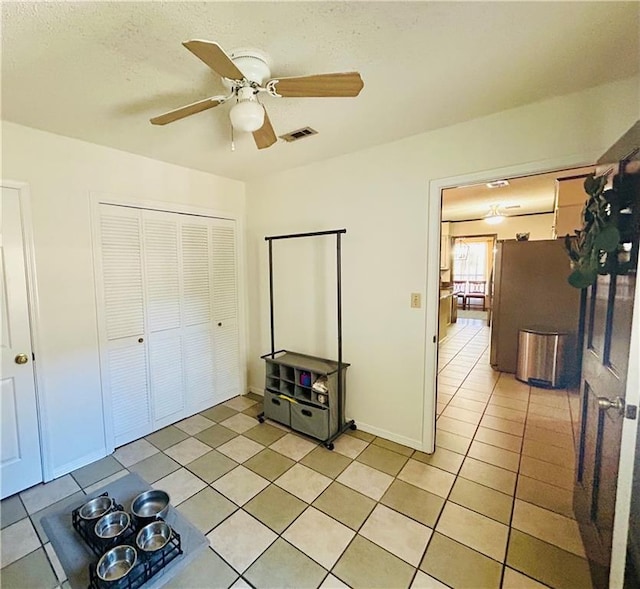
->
(490, 239), (581, 374)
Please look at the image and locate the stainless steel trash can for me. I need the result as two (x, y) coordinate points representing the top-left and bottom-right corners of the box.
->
(516, 328), (569, 388)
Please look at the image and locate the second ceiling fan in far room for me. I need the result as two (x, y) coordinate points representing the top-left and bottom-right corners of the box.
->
(150, 40), (365, 150)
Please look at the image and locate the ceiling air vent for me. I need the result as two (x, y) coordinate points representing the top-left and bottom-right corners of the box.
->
(279, 127), (318, 142)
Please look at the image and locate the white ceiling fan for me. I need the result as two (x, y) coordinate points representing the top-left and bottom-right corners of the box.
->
(150, 40), (365, 150)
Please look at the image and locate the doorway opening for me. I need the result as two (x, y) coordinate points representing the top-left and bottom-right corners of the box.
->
(429, 161), (601, 588)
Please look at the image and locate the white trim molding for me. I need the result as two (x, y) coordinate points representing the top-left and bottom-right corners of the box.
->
(422, 150), (601, 456)
(423, 148), (640, 586)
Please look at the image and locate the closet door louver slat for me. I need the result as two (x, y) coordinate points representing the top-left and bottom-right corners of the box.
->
(109, 344), (150, 445)
(143, 217), (181, 332)
(182, 223), (211, 326)
(211, 223), (238, 321)
(149, 332), (185, 421)
(100, 213), (144, 340)
(183, 326), (215, 409)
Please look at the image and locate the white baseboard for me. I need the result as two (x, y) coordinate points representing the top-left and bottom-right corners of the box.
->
(248, 386), (265, 396)
(347, 419), (422, 452)
(51, 447), (107, 481)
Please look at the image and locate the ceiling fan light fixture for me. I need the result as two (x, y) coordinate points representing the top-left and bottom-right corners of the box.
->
(230, 98), (265, 132)
(485, 205), (505, 224)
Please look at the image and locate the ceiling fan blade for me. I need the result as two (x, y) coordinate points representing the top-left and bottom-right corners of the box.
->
(183, 40), (245, 80)
(270, 72), (364, 97)
(253, 109), (277, 150)
(150, 96), (224, 125)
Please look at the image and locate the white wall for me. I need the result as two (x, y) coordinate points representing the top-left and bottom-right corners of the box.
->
(246, 76), (639, 449)
(450, 213), (554, 241)
(2, 121), (245, 478)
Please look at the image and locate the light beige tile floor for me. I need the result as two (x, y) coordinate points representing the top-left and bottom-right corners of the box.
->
(0, 318), (593, 588)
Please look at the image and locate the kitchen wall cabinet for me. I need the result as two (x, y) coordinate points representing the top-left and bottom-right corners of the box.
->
(440, 235), (451, 270)
(553, 175), (590, 238)
(97, 204), (240, 448)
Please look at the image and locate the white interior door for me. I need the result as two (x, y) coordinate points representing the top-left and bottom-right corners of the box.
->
(1, 186), (42, 498)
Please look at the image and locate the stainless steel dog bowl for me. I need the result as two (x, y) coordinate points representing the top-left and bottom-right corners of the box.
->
(79, 496), (114, 520)
(96, 545), (137, 582)
(136, 520), (172, 552)
(131, 490), (170, 522)
(94, 510), (130, 539)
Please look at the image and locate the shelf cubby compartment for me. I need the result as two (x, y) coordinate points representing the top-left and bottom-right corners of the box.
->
(266, 362), (279, 378)
(295, 385), (312, 402)
(295, 369), (313, 388)
(280, 365), (295, 382)
(279, 380), (294, 396)
(266, 376), (280, 391)
(313, 391), (329, 406)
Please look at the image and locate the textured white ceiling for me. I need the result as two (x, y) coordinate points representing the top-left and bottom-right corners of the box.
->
(442, 166), (595, 222)
(2, 2), (638, 181)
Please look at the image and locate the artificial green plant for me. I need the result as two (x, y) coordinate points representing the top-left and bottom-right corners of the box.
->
(564, 169), (620, 288)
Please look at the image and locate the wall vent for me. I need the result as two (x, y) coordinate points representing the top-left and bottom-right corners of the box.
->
(279, 127), (318, 142)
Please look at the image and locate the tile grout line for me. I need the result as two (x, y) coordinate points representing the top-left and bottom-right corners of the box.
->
(4, 324), (583, 589)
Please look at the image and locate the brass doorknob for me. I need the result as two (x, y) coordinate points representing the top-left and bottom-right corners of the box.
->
(598, 396), (625, 415)
(15, 353), (29, 365)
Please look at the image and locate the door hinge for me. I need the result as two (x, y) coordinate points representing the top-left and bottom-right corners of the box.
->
(32, 352), (35, 361)
(625, 405), (637, 420)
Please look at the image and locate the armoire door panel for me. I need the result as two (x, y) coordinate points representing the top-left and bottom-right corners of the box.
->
(143, 216), (181, 333)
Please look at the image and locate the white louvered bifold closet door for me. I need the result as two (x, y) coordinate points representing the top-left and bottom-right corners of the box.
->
(143, 211), (185, 427)
(98, 205), (240, 448)
(181, 218), (216, 412)
(99, 206), (151, 446)
(211, 219), (241, 401)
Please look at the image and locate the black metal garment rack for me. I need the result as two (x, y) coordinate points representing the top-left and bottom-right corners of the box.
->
(257, 228), (356, 450)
